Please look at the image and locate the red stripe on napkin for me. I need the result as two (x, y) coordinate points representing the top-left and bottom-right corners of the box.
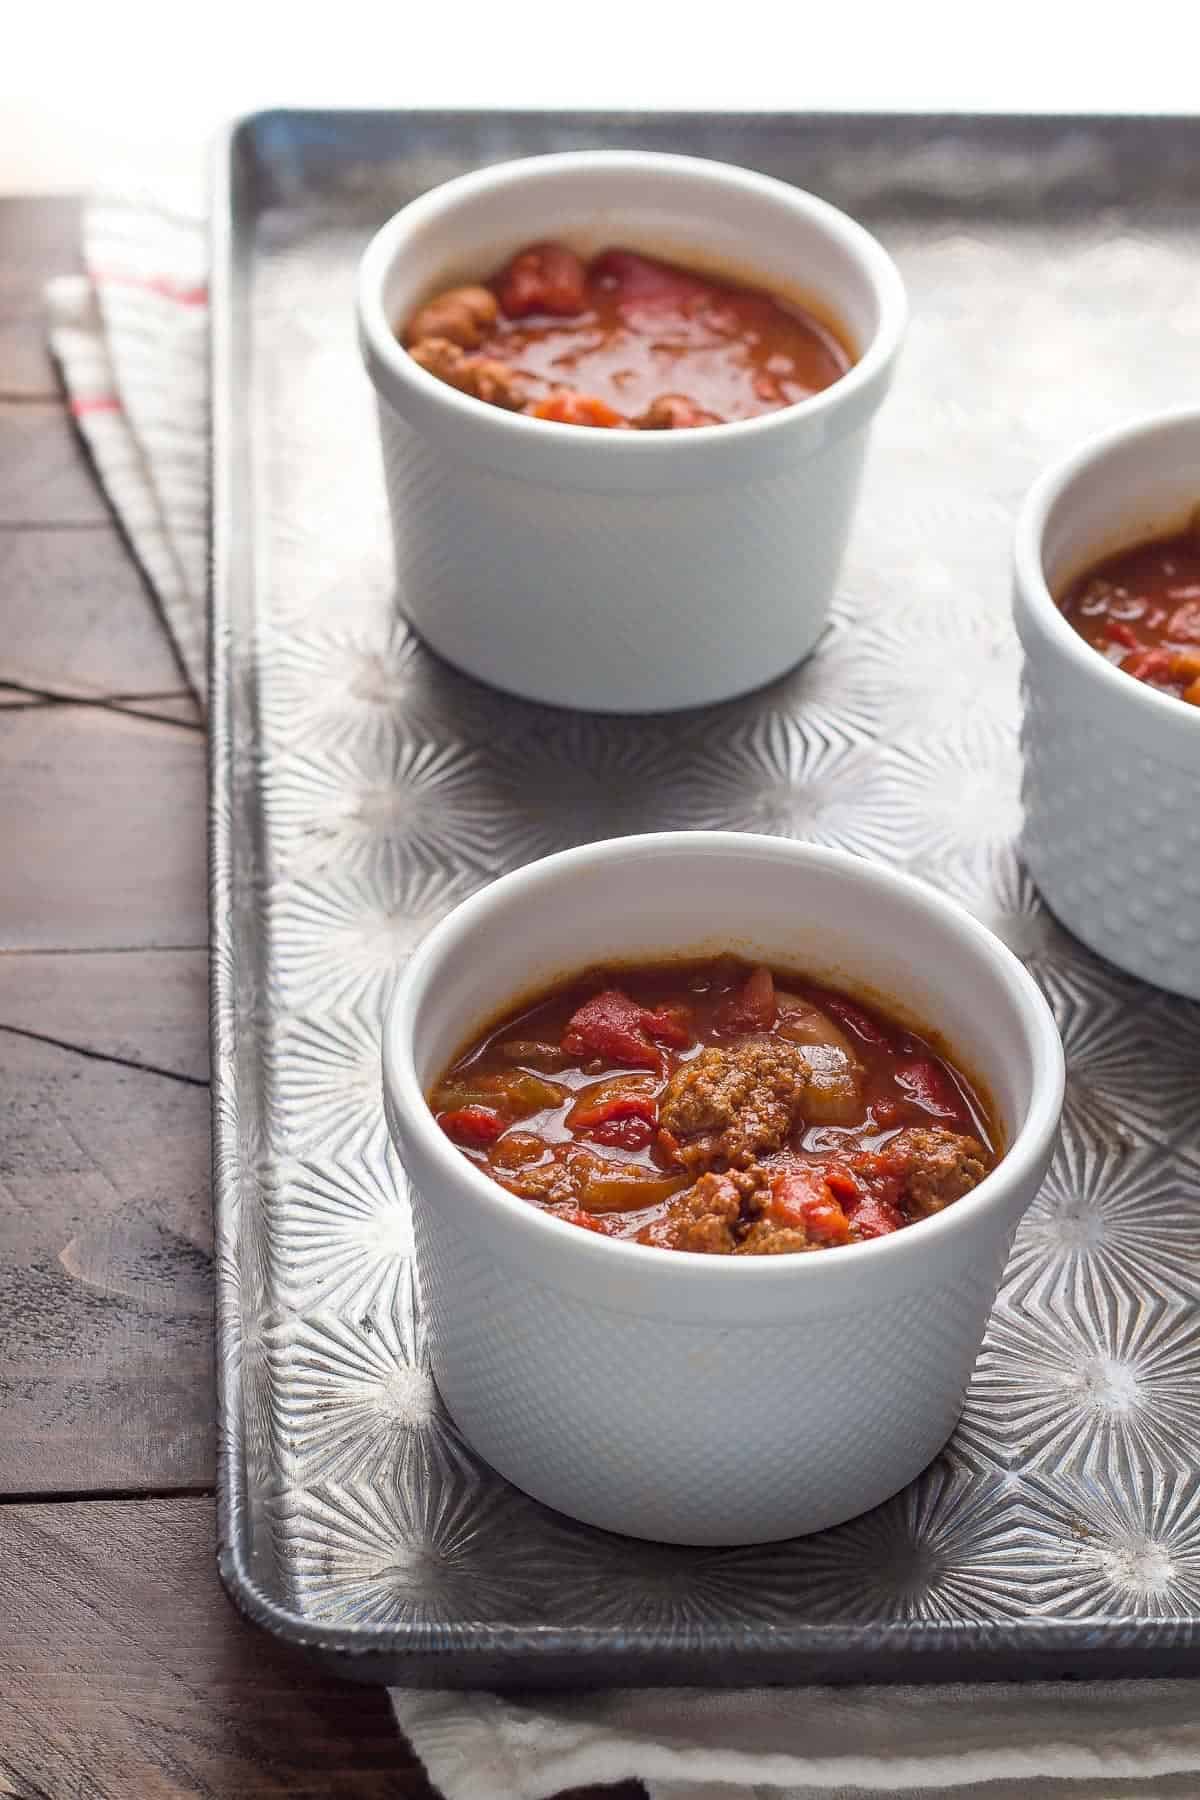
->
(70, 395), (123, 417)
(89, 269), (209, 306)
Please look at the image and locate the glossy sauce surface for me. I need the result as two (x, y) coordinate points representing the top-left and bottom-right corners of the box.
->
(401, 244), (851, 429)
(430, 957), (1000, 1256)
(479, 250), (848, 423)
(1058, 520), (1200, 706)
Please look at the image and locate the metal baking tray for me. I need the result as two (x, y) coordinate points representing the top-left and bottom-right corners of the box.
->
(211, 109), (1200, 1686)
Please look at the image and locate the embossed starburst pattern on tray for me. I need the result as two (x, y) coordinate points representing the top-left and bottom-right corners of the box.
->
(212, 113), (1200, 1680)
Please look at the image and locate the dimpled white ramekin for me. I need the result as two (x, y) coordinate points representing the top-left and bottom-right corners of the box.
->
(357, 151), (906, 712)
(1014, 409), (1200, 999)
(382, 834), (1063, 1545)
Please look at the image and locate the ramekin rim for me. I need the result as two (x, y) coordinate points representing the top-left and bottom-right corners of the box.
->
(355, 149), (908, 457)
(1013, 403), (1200, 742)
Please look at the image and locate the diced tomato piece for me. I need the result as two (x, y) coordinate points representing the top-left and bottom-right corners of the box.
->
(768, 1167), (851, 1245)
(892, 1057), (971, 1128)
(588, 1100), (656, 1135)
(850, 1148), (907, 1204)
(765, 1166), (818, 1225)
(495, 243), (587, 318)
(589, 248), (711, 304)
(715, 964), (777, 1033)
(531, 390), (627, 428)
(551, 1205), (613, 1235)
(561, 990), (663, 1071)
(590, 1114), (657, 1149)
(871, 1096), (903, 1129)
(802, 1193), (852, 1247)
(824, 1165), (862, 1204)
(438, 1104), (506, 1146)
(568, 1082), (657, 1128)
(1168, 599), (1200, 643)
(656, 1126), (682, 1163)
(1101, 619), (1142, 650)
(638, 1003), (693, 1047)
(568, 1085), (659, 1152)
(820, 996), (890, 1047)
(1122, 647), (1175, 684)
(850, 1194), (903, 1239)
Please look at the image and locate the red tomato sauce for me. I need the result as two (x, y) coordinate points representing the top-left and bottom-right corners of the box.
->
(1058, 520), (1200, 706)
(401, 243), (852, 429)
(429, 956), (1000, 1256)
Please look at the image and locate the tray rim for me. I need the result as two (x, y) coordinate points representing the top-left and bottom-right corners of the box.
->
(209, 104), (1200, 1685)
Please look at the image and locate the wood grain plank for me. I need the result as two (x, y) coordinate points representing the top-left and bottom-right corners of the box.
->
(0, 704), (207, 951)
(0, 199), (644, 1798)
(0, 403), (115, 527)
(122, 694), (204, 724)
(0, 1497), (424, 1799)
(0, 947), (209, 1081)
(0, 962), (212, 1494)
(0, 1496), (647, 1800)
(0, 526), (188, 698)
(0, 196), (81, 399)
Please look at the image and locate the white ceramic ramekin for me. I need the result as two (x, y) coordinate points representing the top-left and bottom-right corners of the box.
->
(357, 151), (906, 712)
(382, 834), (1063, 1545)
(1014, 408), (1200, 999)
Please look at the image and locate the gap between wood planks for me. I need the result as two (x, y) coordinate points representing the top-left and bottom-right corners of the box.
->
(0, 1485), (215, 1507)
(0, 1019), (209, 1088)
(0, 519), (109, 531)
(0, 678), (202, 731)
(0, 943), (207, 955)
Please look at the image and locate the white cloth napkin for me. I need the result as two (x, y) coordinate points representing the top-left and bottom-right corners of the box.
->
(48, 194), (1200, 1800)
(46, 191), (209, 698)
(396, 1681), (1200, 1799)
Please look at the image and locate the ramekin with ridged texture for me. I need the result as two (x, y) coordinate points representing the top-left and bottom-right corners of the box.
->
(382, 833), (1063, 1545)
(357, 150), (906, 712)
(1014, 407), (1200, 999)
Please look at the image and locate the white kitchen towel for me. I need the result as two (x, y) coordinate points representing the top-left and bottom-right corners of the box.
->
(394, 1679), (1200, 1799)
(45, 191), (209, 699)
(48, 194), (1200, 1800)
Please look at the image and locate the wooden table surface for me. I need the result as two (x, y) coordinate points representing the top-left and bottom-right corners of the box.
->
(0, 197), (645, 1800)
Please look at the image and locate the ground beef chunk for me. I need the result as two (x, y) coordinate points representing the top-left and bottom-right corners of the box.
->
(659, 1040), (809, 1172)
(728, 1162), (772, 1209)
(735, 1219), (813, 1255)
(502, 1157), (579, 1205)
(404, 285), (499, 350)
(886, 1126), (988, 1216)
(407, 337), (527, 410)
(634, 394), (721, 430)
(638, 1172), (741, 1253)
